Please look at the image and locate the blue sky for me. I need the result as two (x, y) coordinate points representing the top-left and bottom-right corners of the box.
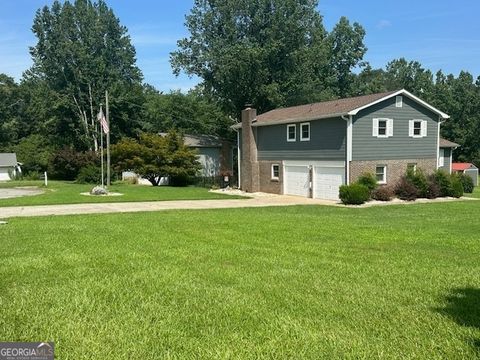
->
(1, 0), (479, 92)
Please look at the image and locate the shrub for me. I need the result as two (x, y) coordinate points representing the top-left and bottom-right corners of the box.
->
(432, 170), (453, 197)
(425, 177), (440, 199)
(458, 173), (474, 193)
(48, 147), (99, 180)
(339, 183), (370, 205)
(357, 173), (378, 193)
(76, 165), (102, 184)
(450, 176), (464, 198)
(395, 176), (419, 201)
(371, 185), (394, 201)
(406, 168), (429, 198)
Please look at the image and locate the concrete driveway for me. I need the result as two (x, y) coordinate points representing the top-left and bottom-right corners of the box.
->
(0, 196), (338, 219)
(0, 187), (45, 199)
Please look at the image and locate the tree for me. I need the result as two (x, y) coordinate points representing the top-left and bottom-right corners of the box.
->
(14, 135), (53, 175)
(171, 0), (346, 116)
(26, 0), (143, 150)
(384, 58), (434, 98)
(141, 88), (234, 139)
(0, 74), (21, 150)
(111, 131), (201, 186)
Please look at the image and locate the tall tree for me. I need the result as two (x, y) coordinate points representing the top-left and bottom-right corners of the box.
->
(171, 0), (341, 116)
(384, 58), (434, 98)
(26, 0), (143, 150)
(0, 74), (21, 149)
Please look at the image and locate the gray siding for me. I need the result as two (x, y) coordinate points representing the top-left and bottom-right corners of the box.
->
(197, 147), (221, 176)
(352, 96), (439, 161)
(256, 117), (346, 161)
(439, 147), (451, 173)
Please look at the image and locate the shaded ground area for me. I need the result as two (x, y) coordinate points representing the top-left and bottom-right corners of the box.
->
(0, 187), (44, 199)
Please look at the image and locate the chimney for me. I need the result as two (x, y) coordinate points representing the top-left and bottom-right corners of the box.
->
(240, 106), (259, 192)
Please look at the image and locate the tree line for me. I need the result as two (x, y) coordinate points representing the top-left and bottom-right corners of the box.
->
(0, 0), (479, 179)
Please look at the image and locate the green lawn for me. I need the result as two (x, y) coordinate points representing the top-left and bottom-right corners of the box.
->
(0, 180), (242, 207)
(1, 202), (479, 358)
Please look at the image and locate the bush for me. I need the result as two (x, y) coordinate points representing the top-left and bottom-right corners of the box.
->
(450, 176), (464, 198)
(458, 173), (474, 193)
(432, 170), (453, 197)
(339, 183), (370, 205)
(76, 165), (102, 184)
(395, 176), (419, 201)
(371, 185), (394, 201)
(425, 177), (440, 199)
(406, 168), (429, 198)
(357, 173), (378, 193)
(48, 147), (99, 180)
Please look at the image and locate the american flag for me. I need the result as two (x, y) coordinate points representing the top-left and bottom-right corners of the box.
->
(97, 107), (109, 134)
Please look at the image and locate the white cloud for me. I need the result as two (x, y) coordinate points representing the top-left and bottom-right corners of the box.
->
(376, 19), (391, 29)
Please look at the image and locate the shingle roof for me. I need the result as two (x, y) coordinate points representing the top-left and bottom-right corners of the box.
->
(159, 133), (224, 148)
(254, 90), (398, 126)
(0, 153), (17, 167)
(439, 138), (460, 148)
(232, 89), (450, 129)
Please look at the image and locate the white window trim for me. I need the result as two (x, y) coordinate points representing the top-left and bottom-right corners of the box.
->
(287, 124), (296, 142)
(410, 119), (425, 138)
(376, 165), (387, 184)
(271, 164), (280, 180)
(300, 122), (310, 141)
(373, 118), (392, 138)
(439, 148), (445, 167)
(396, 96), (403, 108)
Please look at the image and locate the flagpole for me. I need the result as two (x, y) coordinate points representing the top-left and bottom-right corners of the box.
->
(106, 90), (110, 187)
(100, 105), (104, 188)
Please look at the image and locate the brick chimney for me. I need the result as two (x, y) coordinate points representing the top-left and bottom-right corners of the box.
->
(240, 106), (259, 192)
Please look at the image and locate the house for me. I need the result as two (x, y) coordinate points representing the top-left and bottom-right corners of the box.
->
(0, 153), (21, 181)
(159, 133), (233, 177)
(438, 138), (460, 174)
(234, 89), (454, 200)
(452, 163), (478, 186)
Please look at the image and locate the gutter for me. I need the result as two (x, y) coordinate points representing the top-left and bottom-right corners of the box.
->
(341, 115), (352, 185)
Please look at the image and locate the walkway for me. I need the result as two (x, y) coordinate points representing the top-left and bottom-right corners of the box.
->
(0, 196), (338, 219)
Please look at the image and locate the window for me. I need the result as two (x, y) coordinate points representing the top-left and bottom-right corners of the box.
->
(409, 119), (427, 138)
(373, 118), (393, 138)
(396, 96), (403, 108)
(407, 163), (417, 173)
(271, 164), (280, 180)
(439, 149), (445, 167)
(376, 165), (387, 184)
(300, 122), (310, 141)
(287, 124), (296, 142)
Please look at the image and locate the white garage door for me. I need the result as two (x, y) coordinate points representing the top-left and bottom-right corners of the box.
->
(313, 166), (344, 200)
(0, 168), (11, 181)
(284, 165), (310, 197)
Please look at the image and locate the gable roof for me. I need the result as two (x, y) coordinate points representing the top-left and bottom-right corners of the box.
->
(159, 133), (224, 148)
(233, 89), (449, 128)
(452, 163), (477, 171)
(439, 138), (460, 148)
(0, 153), (17, 167)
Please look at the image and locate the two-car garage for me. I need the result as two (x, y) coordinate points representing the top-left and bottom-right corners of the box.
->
(283, 161), (345, 200)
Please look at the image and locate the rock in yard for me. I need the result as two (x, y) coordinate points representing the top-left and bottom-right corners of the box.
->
(90, 186), (108, 196)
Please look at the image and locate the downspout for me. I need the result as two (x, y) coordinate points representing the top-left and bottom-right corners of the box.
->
(341, 114), (352, 185)
(437, 117), (443, 170)
(235, 128), (241, 188)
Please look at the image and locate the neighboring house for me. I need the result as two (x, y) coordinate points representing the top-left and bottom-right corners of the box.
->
(452, 163), (478, 186)
(0, 153), (21, 181)
(159, 133), (233, 177)
(234, 89), (455, 200)
(438, 138), (460, 174)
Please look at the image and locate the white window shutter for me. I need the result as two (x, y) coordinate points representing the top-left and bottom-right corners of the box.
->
(421, 120), (427, 137)
(408, 120), (414, 137)
(372, 119), (379, 137)
(387, 119), (393, 137)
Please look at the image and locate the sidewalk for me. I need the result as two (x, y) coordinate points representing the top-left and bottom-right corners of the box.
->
(0, 196), (338, 219)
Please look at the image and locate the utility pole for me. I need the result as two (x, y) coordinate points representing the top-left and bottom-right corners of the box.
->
(106, 90), (111, 187)
(100, 105), (104, 188)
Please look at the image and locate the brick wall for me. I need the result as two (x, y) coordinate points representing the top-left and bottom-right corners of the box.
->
(350, 158), (437, 186)
(258, 161), (283, 194)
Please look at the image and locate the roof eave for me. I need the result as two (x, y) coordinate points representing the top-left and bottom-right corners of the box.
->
(232, 112), (348, 128)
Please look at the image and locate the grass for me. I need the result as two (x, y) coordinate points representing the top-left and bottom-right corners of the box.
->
(1, 201), (480, 359)
(465, 186), (480, 198)
(0, 180), (242, 207)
